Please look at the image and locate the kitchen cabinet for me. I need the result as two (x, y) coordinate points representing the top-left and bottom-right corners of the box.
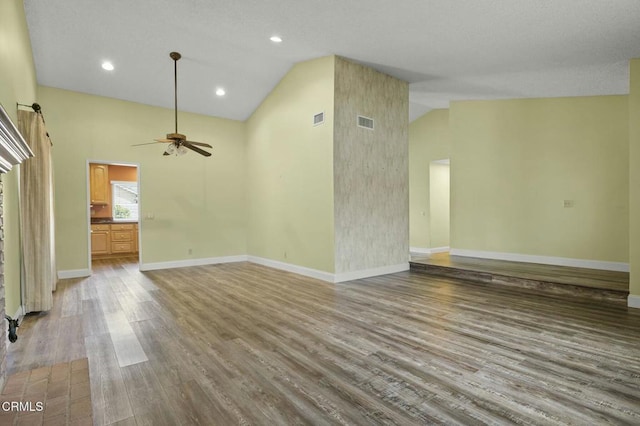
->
(111, 223), (135, 254)
(134, 223), (139, 253)
(91, 224), (110, 255)
(90, 163), (109, 205)
(91, 222), (138, 257)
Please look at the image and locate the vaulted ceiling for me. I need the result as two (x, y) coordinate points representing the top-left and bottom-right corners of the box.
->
(24, 0), (640, 121)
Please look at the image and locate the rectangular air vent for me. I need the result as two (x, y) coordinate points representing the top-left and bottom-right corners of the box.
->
(313, 112), (325, 126)
(357, 115), (374, 130)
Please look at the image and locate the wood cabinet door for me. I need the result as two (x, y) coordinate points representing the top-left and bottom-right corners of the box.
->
(90, 164), (109, 205)
(91, 231), (110, 255)
(111, 241), (134, 254)
(133, 224), (138, 253)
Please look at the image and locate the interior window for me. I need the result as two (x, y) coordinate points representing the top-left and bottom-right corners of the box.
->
(112, 181), (138, 221)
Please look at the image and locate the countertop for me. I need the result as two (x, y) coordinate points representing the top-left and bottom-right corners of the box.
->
(91, 219), (138, 225)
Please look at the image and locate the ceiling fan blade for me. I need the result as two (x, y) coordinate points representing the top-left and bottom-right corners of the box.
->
(183, 141), (212, 157)
(132, 142), (163, 147)
(154, 138), (174, 143)
(184, 140), (213, 148)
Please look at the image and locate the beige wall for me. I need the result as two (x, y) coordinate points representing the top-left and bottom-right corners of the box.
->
(429, 162), (450, 249)
(630, 59), (640, 299)
(0, 0), (38, 317)
(333, 57), (409, 273)
(450, 96), (629, 262)
(246, 56), (335, 272)
(38, 86), (247, 269)
(409, 109), (450, 249)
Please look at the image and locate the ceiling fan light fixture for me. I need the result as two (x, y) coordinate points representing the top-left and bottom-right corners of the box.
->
(134, 51), (212, 157)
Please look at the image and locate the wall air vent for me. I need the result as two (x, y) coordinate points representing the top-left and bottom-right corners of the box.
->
(357, 115), (374, 130)
(313, 112), (325, 126)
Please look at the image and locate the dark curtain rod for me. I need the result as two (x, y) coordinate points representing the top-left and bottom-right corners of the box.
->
(16, 102), (53, 146)
(17, 102), (42, 113)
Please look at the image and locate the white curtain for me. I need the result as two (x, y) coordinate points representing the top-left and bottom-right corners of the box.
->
(18, 110), (56, 312)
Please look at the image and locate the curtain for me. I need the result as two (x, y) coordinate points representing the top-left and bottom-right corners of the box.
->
(18, 110), (56, 312)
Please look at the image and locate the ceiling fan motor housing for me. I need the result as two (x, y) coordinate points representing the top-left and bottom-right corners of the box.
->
(167, 133), (186, 140)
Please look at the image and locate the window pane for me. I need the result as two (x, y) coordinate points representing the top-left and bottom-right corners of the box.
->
(112, 182), (138, 220)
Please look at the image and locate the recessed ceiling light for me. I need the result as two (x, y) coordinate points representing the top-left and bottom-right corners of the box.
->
(101, 61), (114, 71)
(215, 88), (226, 97)
(270, 35), (282, 43)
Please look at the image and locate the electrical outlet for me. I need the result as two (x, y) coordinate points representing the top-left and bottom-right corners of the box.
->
(563, 200), (575, 208)
(188, 248), (193, 255)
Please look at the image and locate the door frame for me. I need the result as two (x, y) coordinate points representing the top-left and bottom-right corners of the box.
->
(86, 159), (142, 273)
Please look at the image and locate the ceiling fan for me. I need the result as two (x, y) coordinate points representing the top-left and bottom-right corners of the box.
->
(133, 52), (212, 157)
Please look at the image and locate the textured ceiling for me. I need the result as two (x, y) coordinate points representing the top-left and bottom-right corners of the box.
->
(24, 0), (640, 122)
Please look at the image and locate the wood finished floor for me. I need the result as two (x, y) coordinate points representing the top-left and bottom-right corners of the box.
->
(411, 253), (629, 292)
(7, 258), (640, 425)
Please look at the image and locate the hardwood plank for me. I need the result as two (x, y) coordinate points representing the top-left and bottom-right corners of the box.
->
(84, 333), (134, 425)
(104, 310), (148, 367)
(7, 257), (640, 425)
(411, 252), (629, 292)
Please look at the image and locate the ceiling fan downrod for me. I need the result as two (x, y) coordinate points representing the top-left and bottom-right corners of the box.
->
(170, 51), (181, 136)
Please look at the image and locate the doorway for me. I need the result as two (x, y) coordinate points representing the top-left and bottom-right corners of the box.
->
(429, 159), (450, 252)
(86, 160), (141, 270)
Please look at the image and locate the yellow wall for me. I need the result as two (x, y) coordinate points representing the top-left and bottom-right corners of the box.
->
(0, 0), (38, 317)
(246, 56), (335, 272)
(629, 59), (640, 299)
(429, 162), (450, 248)
(408, 109), (450, 249)
(450, 96), (629, 262)
(38, 86), (247, 269)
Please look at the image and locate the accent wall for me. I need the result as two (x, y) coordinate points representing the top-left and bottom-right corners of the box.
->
(333, 57), (409, 274)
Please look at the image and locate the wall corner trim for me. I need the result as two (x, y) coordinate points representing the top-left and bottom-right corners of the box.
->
(410, 247), (432, 255)
(334, 263), (410, 283)
(139, 255), (249, 272)
(449, 249), (629, 272)
(628, 295), (640, 309)
(57, 269), (91, 279)
(247, 256), (335, 283)
(410, 247), (449, 255)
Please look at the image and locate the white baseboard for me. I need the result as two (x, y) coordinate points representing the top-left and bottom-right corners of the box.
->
(410, 246), (449, 255)
(449, 249), (629, 272)
(410, 246), (431, 255)
(628, 295), (640, 309)
(140, 255), (249, 272)
(430, 246), (450, 254)
(247, 256), (335, 283)
(57, 269), (91, 279)
(334, 263), (410, 283)
(133, 254), (410, 284)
